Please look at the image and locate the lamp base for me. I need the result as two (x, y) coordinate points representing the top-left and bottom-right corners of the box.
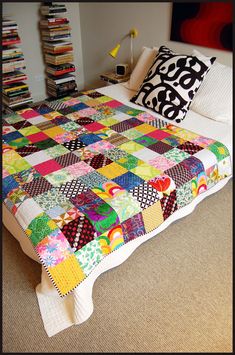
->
(116, 64), (130, 76)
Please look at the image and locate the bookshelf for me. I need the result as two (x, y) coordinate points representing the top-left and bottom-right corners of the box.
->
(39, 2), (78, 98)
(2, 17), (33, 111)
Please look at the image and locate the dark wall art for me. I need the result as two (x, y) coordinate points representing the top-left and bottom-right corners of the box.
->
(170, 2), (232, 51)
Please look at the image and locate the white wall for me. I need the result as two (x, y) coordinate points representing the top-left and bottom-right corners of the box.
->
(3, 2), (84, 102)
(79, 2), (233, 89)
(2, 2), (233, 98)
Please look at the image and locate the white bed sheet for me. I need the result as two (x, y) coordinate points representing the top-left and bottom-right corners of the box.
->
(3, 83), (233, 337)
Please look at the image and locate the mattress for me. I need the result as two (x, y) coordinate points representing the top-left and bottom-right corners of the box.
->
(2, 83), (232, 336)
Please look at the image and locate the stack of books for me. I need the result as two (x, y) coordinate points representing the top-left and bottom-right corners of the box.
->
(2, 18), (32, 108)
(40, 3), (78, 98)
(40, 3), (67, 16)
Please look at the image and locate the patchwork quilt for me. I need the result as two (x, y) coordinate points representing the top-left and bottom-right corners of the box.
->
(2, 90), (232, 296)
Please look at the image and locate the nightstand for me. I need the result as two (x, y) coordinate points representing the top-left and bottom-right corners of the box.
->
(100, 71), (130, 86)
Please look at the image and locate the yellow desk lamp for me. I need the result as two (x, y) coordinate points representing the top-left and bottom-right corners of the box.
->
(108, 28), (138, 72)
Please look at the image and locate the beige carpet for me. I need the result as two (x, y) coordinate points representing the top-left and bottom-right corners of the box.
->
(3, 180), (232, 353)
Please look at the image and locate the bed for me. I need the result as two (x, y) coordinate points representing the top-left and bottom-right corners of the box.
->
(2, 49), (232, 336)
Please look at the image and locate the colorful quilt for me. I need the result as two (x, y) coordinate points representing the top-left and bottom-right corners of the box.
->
(2, 90), (232, 296)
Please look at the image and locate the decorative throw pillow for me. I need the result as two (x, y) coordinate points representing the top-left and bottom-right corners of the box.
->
(130, 46), (216, 123)
(190, 49), (232, 123)
(125, 46), (159, 91)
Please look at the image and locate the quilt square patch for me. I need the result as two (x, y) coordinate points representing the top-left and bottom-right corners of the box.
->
(45, 168), (75, 187)
(13, 167), (40, 186)
(31, 103), (54, 115)
(34, 159), (62, 176)
(11, 119), (32, 130)
(116, 105), (142, 116)
(134, 123), (157, 134)
(121, 212), (145, 242)
(132, 147), (160, 162)
(84, 122), (105, 132)
(88, 140), (115, 154)
(97, 162), (127, 179)
(45, 144), (69, 159)
(36, 120), (56, 131)
(25, 212), (58, 246)
(134, 135), (157, 147)
(103, 147), (128, 161)
(27, 132), (49, 144)
(180, 156), (205, 176)
(4, 156), (31, 175)
(160, 190), (178, 220)
(177, 141), (204, 155)
(190, 136), (215, 148)
(84, 154), (113, 169)
(148, 141), (174, 154)
(110, 120), (134, 133)
(113, 171), (144, 191)
(106, 191), (141, 222)
(176, 181), (194, 208)
(120, 128), (144, 140)
(43, 126), (67, 139)
(207, 142), (230, 162)
(59, 121), (80, 132)
(77, 171), (109, 189)
(131, 162), (161, 181)
(65, 161), (95, 178)
(17, 108), (39, 119)
(98, 117), (120, 127)
(8, 137), (31, 149)
(149, 155), (176, 171)
(3, 130), (24, 143)
(16, 144), (41, 157)
(35, 229), (73, 267)
(76, 117), (94, 126)
(43, 111), (63, 121)
(48, 255), (85, 296)
(192, 172), (208, 197)
(147, 129), (171, 140)
(165, 163), (194, 188)
(34, 138), (57, 149)
(54, 152), (81, 167)
(119, 141), (144, 154)
(142, 201), (164, 232)
(129, 181), (161, 209)
(106, 134), (130, 147)
(34, 187), (73, 212)
(62, 215), (96, 252)
(59, 178), (88, 198)
(63, 138), (86, 151)
(116, 154), (143, 170)
(19, 126), (41, 137)
(3, 175), (19, 200)
(79, 133), (102, 145)
(163, 148), (191, 163)
(161, 134), (186, 147)
(80, 201), (120, 237)
(22, 176), (54, 197)
(23, 150), (51, 166)
(75, 239), (104, 276)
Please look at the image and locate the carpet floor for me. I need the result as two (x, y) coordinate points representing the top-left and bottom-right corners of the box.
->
(2, 180), (232, 353)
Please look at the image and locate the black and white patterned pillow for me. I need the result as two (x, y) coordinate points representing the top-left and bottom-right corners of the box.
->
(131, 46), (216, 123)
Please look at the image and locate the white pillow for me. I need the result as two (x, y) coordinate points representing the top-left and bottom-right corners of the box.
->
(125, 46), (158, 91)
(190, 49), (232, 123)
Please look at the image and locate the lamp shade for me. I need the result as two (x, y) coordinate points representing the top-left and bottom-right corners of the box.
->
(109, 43), (121, 58)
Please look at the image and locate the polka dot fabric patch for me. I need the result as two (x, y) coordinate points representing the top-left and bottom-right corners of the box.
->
(2, 89), (231, 297)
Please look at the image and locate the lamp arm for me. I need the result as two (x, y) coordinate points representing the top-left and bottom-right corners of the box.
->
(130, 35), (134, 72)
